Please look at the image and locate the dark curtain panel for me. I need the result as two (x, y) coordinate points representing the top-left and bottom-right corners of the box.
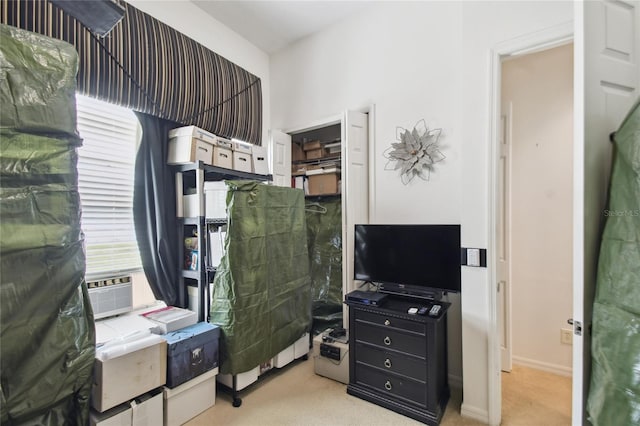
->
(133, 111), (180, 305)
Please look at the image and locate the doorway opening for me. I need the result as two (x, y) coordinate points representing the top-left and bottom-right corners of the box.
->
(497, 43), (574, 423)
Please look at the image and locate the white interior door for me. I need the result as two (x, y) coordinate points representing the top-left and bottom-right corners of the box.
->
(270, 129), (291, 187)
(577, 0), (639, 422)
(497, 112), (512, 373)
(342, 110), (369, 328)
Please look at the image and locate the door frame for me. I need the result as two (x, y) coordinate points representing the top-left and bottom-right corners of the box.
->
(487, 22), (574, 426)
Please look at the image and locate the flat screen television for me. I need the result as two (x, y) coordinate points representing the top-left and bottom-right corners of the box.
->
(354, 224), (461, 299)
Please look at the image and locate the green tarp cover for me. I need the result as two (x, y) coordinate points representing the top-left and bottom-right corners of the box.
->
(0, 25), (95, 425)
(210, 181), (311, 375)
(587, 98), (640, 425)
(305, 197), (343, 334)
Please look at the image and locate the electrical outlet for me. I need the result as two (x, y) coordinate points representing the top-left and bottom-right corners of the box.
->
(561, 328), (573, 345)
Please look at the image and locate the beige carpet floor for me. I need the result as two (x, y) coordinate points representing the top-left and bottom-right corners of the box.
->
(186, 359), (571, 426)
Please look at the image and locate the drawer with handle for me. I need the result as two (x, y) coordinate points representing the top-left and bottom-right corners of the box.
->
(354, 309), (425, 335)
(355, 322), (426, 358)
(355, 363), (427, 407)
(355, 343), (427, 382)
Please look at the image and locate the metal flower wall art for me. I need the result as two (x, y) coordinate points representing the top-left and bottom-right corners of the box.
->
(383, 119), (445, 184)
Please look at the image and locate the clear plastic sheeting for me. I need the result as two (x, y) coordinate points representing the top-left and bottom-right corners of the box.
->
(305, 197), (343, 334)
(210, 181), (311, 375)
(587, 98), (640, 426)
(0, 25), (95, 425)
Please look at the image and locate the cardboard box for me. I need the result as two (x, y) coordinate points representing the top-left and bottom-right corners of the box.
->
(292, 143), (305, 162)
(233, 140), (253, 154)
(302, 140), (321, 151)
(168, 137), (214, 165)
(233, 151), (252, 173)
(163, 368), (218, 426)
(305, 148), (324, 160)
(212, 146), (233, 169)
(92, 340), (167, 412)
(162, 322), (220, 388)
(252, 145), (269, 175)
(142, 307), (197, 334)
(308, 173), (339, 196)
(168, 126), (216, 144)
(167, 126), (217, 165)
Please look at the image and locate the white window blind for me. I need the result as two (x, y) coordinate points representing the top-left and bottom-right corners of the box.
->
(76, 94), (142, 280)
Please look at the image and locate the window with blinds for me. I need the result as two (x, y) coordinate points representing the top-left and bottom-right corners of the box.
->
(76, 94), (142, 280)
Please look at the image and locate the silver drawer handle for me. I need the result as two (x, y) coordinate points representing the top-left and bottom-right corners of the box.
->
(384, 380), (392, 391)
(384, 319), (391, 326)
(383, 336), (391, 346)
(384, 358), (392, 368)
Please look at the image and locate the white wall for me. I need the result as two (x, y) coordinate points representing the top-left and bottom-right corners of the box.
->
(271, 1), (573, 423)
(271, 0), (465, 385)
(125, 0), (271, 145)
(502, 44), (573, 375)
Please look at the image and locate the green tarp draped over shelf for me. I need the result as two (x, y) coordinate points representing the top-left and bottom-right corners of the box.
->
(305, 197), (343, 334)
(0, 24), (95, 425)
(210, 181), (311, 375)
(587, 98), (640, 425)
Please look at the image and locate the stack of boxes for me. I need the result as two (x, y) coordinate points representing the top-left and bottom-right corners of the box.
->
(291, 139), (341, 196)
(167, 125), (269, 175)
(91, 306), (221, 426)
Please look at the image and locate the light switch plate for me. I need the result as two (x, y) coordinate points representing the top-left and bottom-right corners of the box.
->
(467, 248), (480, 267)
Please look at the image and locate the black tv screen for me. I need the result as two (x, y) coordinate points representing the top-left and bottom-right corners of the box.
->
(354, 224), (461, 297)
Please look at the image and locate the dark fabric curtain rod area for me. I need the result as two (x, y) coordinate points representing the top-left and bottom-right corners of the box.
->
(0, 0), (263, 145)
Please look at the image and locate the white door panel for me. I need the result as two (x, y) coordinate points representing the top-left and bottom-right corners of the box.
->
(342, 110), (369, 328)
(270, 130), (291, 187)
(579, 0), (639, 423)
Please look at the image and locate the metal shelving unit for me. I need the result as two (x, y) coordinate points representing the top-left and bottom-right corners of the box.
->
(175, 161), (272, 322)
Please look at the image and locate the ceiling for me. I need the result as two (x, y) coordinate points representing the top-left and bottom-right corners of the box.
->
(192, 1), (373, 54)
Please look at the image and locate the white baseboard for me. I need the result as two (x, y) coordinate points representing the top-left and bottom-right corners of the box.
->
(448, 373), (463, 390)
(460, 403), (489, 424)
(512, 356), (572, 377)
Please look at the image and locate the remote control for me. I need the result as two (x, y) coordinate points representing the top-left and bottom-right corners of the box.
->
(428, 304), (441, 317)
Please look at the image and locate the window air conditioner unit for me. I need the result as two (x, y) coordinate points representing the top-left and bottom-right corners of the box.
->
(87, 275), (133, 319)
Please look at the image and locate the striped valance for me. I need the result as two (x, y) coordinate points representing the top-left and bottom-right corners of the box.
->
(0, 0), (262, 145)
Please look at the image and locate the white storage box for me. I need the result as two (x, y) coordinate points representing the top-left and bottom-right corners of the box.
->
(232, 151), (252, 173)
(294, 333), (310, 358)
(142, 306), (198, 334)
(131, 389), (163, 426)
(204, 181), (227, 219)
(217, 366), (259, 391)
(92, 339), (167, 412)
(272, 345), (294, 368)
(167, 126), (217, 165)
(90, 403), (132, 426)
(182, 194), (201, 218)
(252, 145), (269, 175)
(163, 368), (218, 426)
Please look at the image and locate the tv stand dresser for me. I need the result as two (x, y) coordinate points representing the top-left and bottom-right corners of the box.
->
(346, 295), (450, 425)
